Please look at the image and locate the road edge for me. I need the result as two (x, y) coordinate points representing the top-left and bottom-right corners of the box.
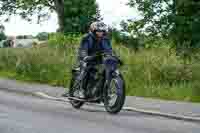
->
(34, 92), (200, 123)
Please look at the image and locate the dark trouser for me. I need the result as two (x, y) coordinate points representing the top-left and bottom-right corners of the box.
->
(78, 61), (96, 91)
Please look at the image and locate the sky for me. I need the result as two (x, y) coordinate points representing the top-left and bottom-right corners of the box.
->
(2, 0), (138, 36)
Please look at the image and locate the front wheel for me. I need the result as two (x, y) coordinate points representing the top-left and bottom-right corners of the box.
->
(104, 74), (126, 114)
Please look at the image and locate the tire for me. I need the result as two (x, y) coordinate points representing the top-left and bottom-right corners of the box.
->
(69, 73), (84, 109)
(104, 74), (126, 114)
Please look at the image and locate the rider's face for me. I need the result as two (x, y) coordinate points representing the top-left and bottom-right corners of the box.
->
(96, 31), (104, 38)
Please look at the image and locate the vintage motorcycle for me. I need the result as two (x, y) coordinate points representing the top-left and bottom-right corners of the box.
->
(68, 53), (125, 114)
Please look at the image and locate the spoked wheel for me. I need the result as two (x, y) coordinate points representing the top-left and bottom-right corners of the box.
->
(69, 75), (84, 109)
(104, 75), (126, 114)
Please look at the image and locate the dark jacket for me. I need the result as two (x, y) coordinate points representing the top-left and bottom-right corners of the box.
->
(78, 32), (112, 61)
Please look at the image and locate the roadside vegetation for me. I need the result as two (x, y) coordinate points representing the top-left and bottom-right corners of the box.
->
(0, 33), (199, 102)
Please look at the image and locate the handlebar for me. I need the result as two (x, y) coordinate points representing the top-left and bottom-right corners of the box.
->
(83, 52), (123, 66)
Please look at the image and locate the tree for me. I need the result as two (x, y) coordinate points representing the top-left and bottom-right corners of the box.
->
(0, 24), (5, 32)
(128, 0), (175, 38)
(0, 0), (101, 33)
(0, 33), (6, 41)
(127, 0), (200, 49)
(120, 20), (129, 32)
(63, 0), (102, 33)
(0, 24), (6, 41)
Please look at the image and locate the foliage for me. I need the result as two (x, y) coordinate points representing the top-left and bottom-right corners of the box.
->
(36, 32), (49, 41)
(63, 0), (102, 33)
(110, 27), (144, 52)
(0, 0), (101, 33)
(0, 24), (5, 32)
(0, 33), (6, 42)
(0, 0), (54, 22)
(127, 0), (200, 50)
(0, 24), (6, 41)
(128, 0), (174, 38)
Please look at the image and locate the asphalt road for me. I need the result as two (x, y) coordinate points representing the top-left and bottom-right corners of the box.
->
(0, 90), (199, 133)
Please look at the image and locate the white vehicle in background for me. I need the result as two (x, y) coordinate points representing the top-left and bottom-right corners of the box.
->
(14, 38), (39, 48)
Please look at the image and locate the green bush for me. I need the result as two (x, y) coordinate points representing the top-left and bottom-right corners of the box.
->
(36, 32), (49, 41)
(48, 33), (81, 49)
(111, 30), (142, 51)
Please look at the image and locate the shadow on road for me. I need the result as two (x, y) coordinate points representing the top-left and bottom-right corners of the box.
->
(79, 106), (141, 117)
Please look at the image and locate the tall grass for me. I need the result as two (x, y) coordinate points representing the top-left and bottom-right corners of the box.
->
(0, 47), (76, 87)
(116, 45), (200, 102)
(0, 33), (199, 102)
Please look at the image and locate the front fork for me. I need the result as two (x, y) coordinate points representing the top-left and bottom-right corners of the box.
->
(103, 68), (114, 97)
(103, 69), (121, 97)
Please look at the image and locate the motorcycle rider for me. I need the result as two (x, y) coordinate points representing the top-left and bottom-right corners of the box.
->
(63, 22), (113, 98)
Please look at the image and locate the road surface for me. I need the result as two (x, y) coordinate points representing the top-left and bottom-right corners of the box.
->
(0, 90), (199, 133)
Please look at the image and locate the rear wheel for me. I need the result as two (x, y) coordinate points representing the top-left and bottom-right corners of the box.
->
(104, 74), (126, 114)
(69, 73), (84, 109)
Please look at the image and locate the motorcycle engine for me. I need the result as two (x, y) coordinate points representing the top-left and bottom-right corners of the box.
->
(87, 67), (101, 97)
